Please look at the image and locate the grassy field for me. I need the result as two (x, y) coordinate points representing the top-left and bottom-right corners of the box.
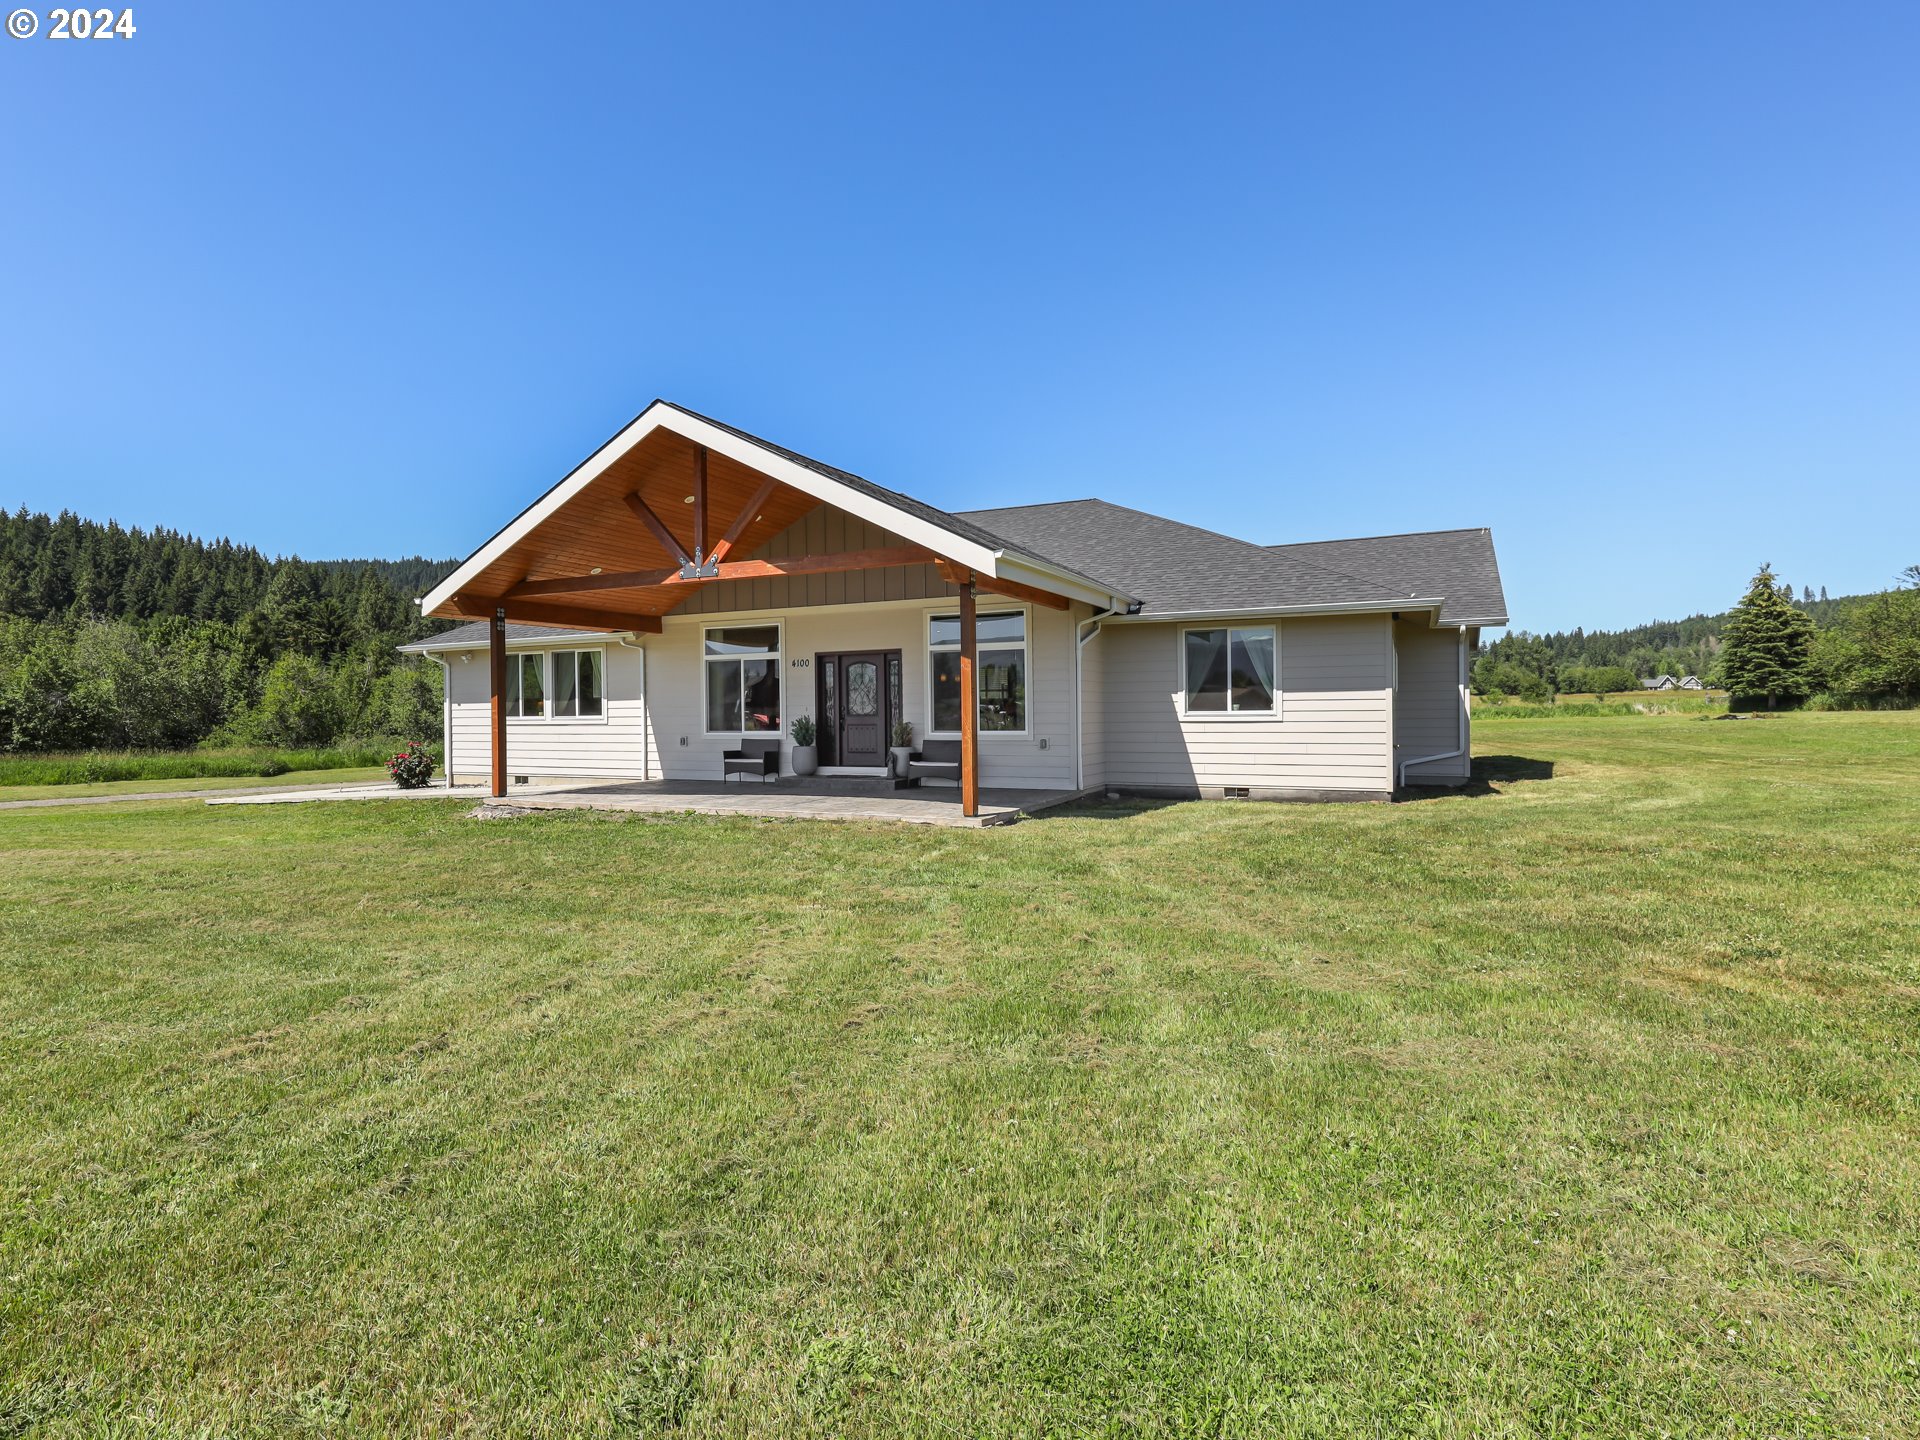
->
(0, 743), (428, 790)
(2, 712), (1916, 1437)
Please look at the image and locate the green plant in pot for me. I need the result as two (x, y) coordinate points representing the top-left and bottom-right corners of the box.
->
(789, 715), (818, 776)
(889, 718), (915, 779)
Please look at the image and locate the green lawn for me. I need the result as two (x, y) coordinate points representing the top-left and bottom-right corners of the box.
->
(2, 713), (1917, 1437)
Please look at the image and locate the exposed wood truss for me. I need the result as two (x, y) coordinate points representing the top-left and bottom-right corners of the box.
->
(934, 560), (1071, 611)
(506, 545), (938, 600)
(447, 592), (664, 633)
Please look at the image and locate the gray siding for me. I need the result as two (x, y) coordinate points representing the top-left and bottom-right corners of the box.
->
(1100, 614), (1393, 795)
(1394, 621), (1469, 783)
(675, 508), (954, 614)
(445, 642), (651, 783)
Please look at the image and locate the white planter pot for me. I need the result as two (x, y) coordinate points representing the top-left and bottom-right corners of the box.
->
(791, 745), (818, 777)
(889, 746), (914, 779)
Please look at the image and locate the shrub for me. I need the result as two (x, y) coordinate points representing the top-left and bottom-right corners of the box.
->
(386, 742), (435, 789)
(789, 714), (817, 746)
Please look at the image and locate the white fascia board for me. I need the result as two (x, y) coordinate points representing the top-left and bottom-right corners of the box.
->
(990, 554), (1128, 610)
(398, 630), (634, 655)
(1106, 598), (1445, 624)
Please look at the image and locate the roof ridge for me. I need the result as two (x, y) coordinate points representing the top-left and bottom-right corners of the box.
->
(1268, 526), (1491, 548)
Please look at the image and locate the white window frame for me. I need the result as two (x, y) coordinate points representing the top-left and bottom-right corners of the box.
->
(926, 604), (1031, 738)
(1178, 623), (1282, 720)
(548, 646), (609, 725)
(504, 646), (609, 724)
(702, 621), (785, 737)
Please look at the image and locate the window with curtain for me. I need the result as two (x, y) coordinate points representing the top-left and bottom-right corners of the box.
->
(504, 652), (545, 718)
(1183, 626), (1277, 714)
(551, 649), (604, 718)
(704, 626), (781, 733)
(929, 609), (1026, 733)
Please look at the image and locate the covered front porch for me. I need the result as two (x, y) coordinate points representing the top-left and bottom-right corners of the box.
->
(414, 401), (1127, 817)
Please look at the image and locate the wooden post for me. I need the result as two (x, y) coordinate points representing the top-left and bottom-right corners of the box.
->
(959, 578), (979, 817)
(694, 444), (708, 565)
(489, 607), (507, 798)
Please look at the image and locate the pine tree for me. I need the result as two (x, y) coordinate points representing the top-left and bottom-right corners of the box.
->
(1721, 564), (1816, 709)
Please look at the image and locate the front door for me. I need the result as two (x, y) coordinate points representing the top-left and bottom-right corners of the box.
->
(818, 651), (897, 768)
(836, 652), (887, 767)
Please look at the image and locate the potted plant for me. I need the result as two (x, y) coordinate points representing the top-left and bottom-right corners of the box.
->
(789, 715), (818, 776)
(889, 718), (915, 779)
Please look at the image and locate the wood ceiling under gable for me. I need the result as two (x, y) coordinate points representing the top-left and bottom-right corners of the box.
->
(434, 429), (825, 625)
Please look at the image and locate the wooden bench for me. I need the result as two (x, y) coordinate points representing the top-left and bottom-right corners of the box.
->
(722, 737), (780, 783)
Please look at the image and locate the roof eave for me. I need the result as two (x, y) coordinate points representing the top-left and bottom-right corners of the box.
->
(1109, 597), (1447, 624)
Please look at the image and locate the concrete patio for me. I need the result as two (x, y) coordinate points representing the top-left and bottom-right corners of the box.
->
(208, 775), (1094, 827)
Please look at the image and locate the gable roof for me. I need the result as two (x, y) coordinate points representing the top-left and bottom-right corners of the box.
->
(415, 400), (1507, 635)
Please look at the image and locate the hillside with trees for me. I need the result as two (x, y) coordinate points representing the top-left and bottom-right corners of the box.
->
(1475, 566), (1920, 706)
(0, 507), (457, 753)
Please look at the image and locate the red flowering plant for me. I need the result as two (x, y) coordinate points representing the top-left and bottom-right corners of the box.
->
(387, 742), (436, 789)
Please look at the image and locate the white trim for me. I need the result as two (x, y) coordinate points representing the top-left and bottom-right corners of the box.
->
(418, 402), (1126, 617)
(817, 765), (891, 777)
(496, 644), (611, 724)
(1177, 623), (1281, 720)
(925, 603), (1031, 739)
(700, 620), (785, 737)
(1110, 598), (1444, 624)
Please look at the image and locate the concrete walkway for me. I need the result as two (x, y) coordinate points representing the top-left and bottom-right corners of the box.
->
(207, 777), (1094, 827)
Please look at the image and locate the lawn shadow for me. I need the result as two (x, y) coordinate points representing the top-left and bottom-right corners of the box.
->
(1396, 754), (1554, 802)
(1028, 796), (1184, 823)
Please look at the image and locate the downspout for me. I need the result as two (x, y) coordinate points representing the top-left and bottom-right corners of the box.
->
(1397, 624), (1470, 789)
(1074, 607), (1114, 792)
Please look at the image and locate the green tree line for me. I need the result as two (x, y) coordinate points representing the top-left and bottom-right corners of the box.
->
(1474, 565), (1920, 705)
(0, 507), (456, 752)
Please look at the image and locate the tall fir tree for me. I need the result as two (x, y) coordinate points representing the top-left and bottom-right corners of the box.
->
(1720, 564), (1816, 708)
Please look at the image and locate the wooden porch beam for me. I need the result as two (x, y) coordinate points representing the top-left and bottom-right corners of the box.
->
(506, 545), (938, 598)
(449, 592), (663, 633)
(694, 445), (708, 563)
(622, 492), (693, 569)
(707, 474), (779, 567)
(934, 560), (1071, 611)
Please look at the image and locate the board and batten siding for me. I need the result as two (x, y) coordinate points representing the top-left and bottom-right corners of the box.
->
(1099, 614), (1394, 796)
(674, 508), (952, 614)
(444, 641), (651, 784)
(1393, 620), (1470, 783)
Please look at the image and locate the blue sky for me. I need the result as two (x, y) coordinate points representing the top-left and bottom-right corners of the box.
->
(3, 2), (1915, 633)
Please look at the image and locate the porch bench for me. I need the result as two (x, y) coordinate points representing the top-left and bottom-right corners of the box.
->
(722, 737), (780, 783)
(905, 738), (961, 786)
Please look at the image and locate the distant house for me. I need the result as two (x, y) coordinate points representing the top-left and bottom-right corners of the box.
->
(402, 401), (1508, 811)
(1643, 675), (1677, 690)
(1677, 675), (1705, 690)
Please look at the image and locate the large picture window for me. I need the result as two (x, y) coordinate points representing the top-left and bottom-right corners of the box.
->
(705, 625), (781, 733)
(552, 649), (604, 719)
(929, 609), (1026, 734)
(1183, 626), (1277, 715)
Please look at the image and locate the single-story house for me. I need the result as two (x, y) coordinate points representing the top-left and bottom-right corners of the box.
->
(1643, 674), (1678, 690)
(1677, 675), (1705, 690)
(401, 401), (1507, 815)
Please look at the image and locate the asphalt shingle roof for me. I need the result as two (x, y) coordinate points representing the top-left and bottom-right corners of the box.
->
(398, 621), (621, 651)
(1264, 528), (1508, 625)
